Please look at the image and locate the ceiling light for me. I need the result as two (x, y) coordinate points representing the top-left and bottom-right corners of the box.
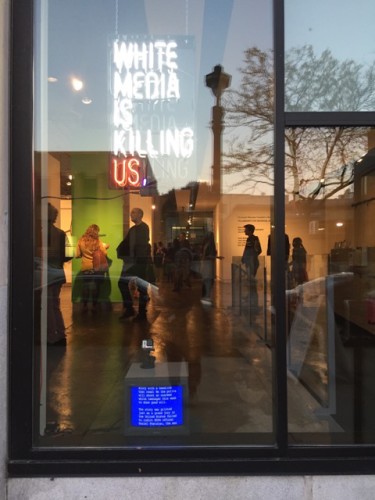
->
(82, 97), (92, 105)
(48, 76), (58, 83)
(71, 77), (83, 91)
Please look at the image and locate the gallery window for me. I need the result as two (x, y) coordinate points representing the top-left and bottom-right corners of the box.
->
(9, 0), (375, 475)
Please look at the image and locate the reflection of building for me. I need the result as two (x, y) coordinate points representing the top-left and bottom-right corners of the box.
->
(39, 143), (365, 288)
(154, 186), (272, 281)
(353, 147), (375, 248)
(36, 143), (375, 291)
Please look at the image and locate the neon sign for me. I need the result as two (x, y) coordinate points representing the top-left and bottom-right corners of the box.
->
(108, 154), (145, 190)
(110, 36), (195, 192)
(113, 41), (180, 100)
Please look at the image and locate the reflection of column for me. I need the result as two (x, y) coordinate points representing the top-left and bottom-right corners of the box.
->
(368, 127), (375, 149)
(205, 65), (231, 200)
(212, 104), (224, 197)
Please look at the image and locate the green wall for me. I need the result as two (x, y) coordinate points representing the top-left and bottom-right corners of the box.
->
(71, 152), (124, 303)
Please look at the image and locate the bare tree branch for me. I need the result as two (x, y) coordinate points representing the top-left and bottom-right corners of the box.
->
(222, 46), (374, 198)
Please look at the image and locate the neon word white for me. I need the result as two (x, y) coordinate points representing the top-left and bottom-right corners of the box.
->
(114, 41), (178, 73)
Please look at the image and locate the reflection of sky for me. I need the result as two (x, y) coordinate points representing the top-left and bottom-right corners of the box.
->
(35, 0), (272, 194)
(285, 0), (375, 64)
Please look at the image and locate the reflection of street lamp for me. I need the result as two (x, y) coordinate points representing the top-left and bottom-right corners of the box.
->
(205, 65), (231, 198)
(206, 65), (231, 106)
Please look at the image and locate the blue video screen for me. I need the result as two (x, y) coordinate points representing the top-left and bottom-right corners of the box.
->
(130, 385), (184, 427)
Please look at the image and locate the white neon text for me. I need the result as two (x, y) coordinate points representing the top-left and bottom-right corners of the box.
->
(111, 38), (194, 165)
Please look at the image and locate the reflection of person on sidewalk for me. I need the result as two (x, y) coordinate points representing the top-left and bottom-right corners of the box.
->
(173, 239), (193, 292)
(117, 208), (150, 321)
(200, 231), (223, 305)
(241, 224), (262, 277)
(47, 203), (70, 346)
(153, 241), (166, 282)
(241, 224), (261, 317)
(291, 237), (307, 285)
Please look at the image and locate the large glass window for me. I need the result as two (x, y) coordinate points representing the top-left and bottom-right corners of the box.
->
(286, 126), (375, 444)
(11, 0), (375, 477)
(33, 0), (277, 448)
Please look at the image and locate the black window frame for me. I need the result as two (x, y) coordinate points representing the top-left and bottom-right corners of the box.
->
(8, 0), (375, 476)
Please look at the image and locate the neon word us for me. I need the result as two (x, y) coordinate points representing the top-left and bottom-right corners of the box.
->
(109, 155), (145, 190)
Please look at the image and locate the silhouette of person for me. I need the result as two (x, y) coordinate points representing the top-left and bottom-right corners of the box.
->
(46, 203), (70, 346)
(153, 241), (166, 282)
(291, 237), (308, 285)
(117, 208), (150, 321)
(241, 224), (262, 277)
(200, 231), (223, 305)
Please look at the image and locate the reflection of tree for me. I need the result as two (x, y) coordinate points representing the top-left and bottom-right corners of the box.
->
(223, 46), (375, 199)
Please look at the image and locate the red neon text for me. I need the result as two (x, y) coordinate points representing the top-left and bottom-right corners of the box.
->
(111, 157), (142, 188)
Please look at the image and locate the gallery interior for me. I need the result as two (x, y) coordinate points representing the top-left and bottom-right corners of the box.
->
(35, 126), (375, 447)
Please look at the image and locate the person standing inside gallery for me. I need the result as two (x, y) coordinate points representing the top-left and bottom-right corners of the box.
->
(200, 231), (223, 305)
(291, 237), (308, 286)
(241, 224), (262, 277)
(117, 207), (150, 321)
(46, 202), (70, 346)
(75, 224), (109, 311)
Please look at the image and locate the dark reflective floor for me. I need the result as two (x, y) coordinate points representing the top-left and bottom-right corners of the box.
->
(39, 275), (339, 447)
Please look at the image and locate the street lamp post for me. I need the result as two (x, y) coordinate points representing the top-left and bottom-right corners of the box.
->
(205, 65), (231, 199)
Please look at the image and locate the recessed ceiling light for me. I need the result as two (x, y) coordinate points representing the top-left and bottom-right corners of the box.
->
(71, 77), (83, 91)
(82, 97), (92, 105)
(48, 76), (58, 83)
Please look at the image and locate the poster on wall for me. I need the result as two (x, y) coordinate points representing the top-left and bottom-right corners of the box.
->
(110, 35), (196, 195)
(236, 215), (270, 250)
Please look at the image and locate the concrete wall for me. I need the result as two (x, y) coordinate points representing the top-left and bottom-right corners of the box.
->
(2, 1), (375, 498)
(6, 476), (375, 500)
